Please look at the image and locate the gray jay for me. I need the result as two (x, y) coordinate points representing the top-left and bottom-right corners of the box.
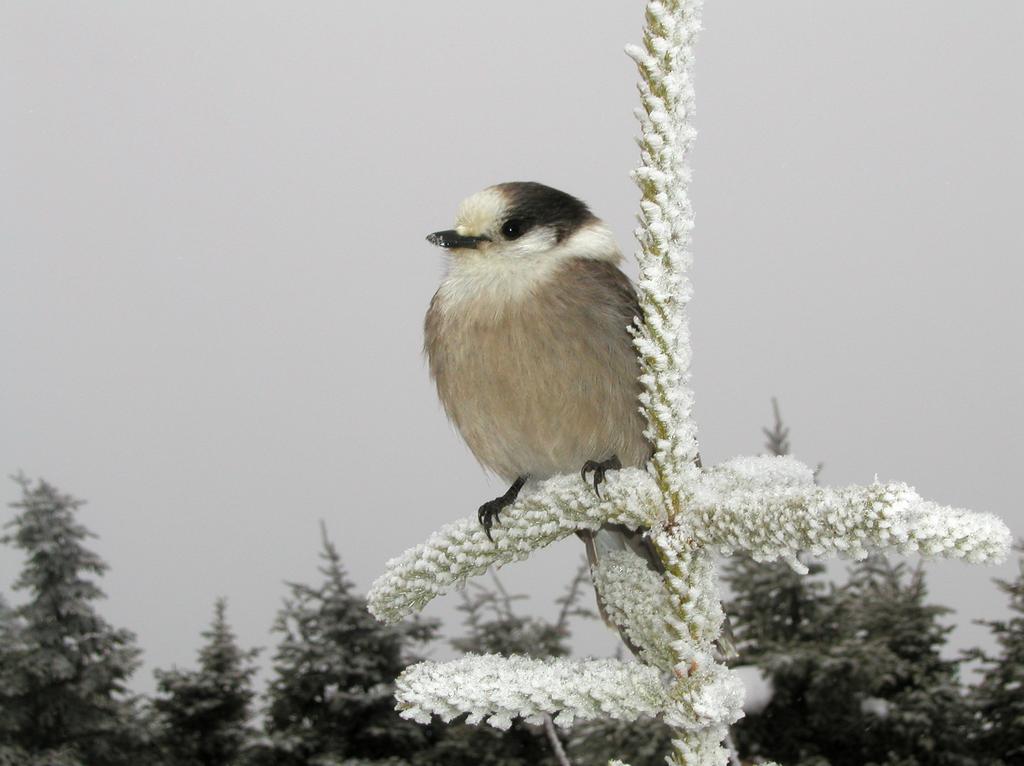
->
(423, 181), (662, 591)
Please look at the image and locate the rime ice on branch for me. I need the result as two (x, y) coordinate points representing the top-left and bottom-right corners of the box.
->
(396, 655), (668, 731)
(367, 470), (660, 625)
(367, 1), (1011, 764)
(368, 459), (1008, 626)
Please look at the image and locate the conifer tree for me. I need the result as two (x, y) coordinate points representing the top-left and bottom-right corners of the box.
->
(0, 595), (24, 687)
(152, 598), (259, 766)
(254, 522), (435, 765)
(0, 475), (143, 766)
(968, 542), (1024, 764)
(0, 595), (18, 638)
(736, 555), (976, 766)
(762, 397), (791, 458)
(835, 556), (975, 766)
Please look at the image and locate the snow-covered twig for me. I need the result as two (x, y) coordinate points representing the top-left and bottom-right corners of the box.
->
(543, 714), (573, 766)
(683, 456), (1011, 569)
(395, 655), (667, 730)
(628, 0), (704, 512)
(367, 469), (660, 624)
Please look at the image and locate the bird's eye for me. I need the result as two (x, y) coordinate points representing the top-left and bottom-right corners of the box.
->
(501, 219), (527, 240)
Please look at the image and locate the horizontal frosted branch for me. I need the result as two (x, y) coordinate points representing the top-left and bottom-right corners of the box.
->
(395, 654), (668, 730)
(367, 469), (663, 623)
(683, 456), (1012, 568)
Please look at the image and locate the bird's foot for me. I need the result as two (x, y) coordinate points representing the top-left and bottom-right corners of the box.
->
(478, 476), (527, 542)
(581, 455), (622, 498)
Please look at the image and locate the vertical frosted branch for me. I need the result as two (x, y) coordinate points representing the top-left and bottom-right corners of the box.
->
(629, 4), (744, 764)
(654, 539), (743, 766)
(627, 0), (704, 515)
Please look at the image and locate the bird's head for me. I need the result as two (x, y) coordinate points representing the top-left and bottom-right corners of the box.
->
(426, 182), (621, 267)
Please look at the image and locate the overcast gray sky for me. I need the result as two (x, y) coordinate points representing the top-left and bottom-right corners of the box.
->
(2, 1), (1021, 695)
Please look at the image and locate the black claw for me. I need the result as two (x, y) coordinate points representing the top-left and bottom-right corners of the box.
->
(478, 499), (502, 541)
(581, 456), (622, 498)
(477, 475), (528, 543)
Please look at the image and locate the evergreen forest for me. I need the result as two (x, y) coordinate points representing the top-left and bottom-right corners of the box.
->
(1, 407), (1020, 766)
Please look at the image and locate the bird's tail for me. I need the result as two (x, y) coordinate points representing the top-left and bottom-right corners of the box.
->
(577, 524), (663, 657)
(578, 525), (737, 661)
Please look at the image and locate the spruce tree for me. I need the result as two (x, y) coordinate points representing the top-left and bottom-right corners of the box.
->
(763, 397), (792, 457)
(835, 556), (976, 766)
(0, 475), (143, 766)
(254, 522), (435, 765)
(968, 542), (1024, 764)
(449, 571), (580, 660)
(152, 598), (259, 766)
(737, 556), (976, 766)
(726, 577), (839, 765)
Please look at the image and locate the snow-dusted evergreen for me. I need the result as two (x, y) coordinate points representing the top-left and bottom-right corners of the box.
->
(367, 1), (1012, 764)
(152, 598), (259, 766)
(730, 552), (980, 765)
(968, 542), (1024, 763)
(0, 476), (145, 766)
(253, 523), (435, 766)
(839, 557), (976, 765)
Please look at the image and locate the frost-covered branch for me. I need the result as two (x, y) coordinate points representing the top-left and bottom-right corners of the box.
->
(628, 0), (704, 509)
(368, 469), (660, 624)
(683, 456), (1012, 569)
(395, 655), (667, 730)
(650, 541), (742, 765)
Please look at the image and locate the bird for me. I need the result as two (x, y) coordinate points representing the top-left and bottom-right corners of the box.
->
(422, 181), (664, 621)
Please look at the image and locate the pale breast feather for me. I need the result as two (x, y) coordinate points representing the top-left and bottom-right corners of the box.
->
(424, 257), (649, 480)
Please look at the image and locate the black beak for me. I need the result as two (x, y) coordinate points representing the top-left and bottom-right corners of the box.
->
(426, 230), (490, 250)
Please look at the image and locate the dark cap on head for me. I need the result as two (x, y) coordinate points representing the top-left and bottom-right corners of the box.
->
(492, 182), (597, 243)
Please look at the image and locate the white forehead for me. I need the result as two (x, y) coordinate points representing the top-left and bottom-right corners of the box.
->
(454, 188), (507, 235)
